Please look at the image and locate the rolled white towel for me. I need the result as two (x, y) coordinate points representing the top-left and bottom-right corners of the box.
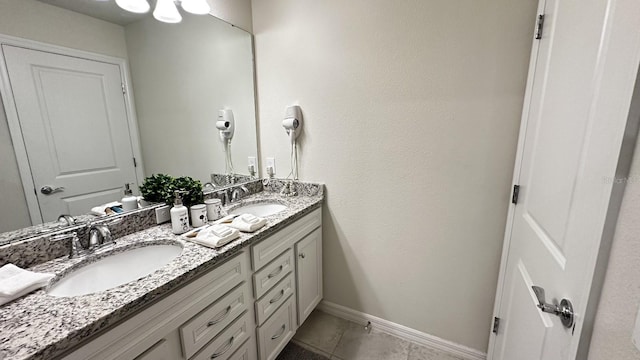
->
(187, 225), (240, 248)
(0, 264), (55, 306)
(229, 214), (267, 233)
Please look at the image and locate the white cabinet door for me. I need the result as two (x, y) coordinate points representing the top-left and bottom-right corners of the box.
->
(295, 227), (323, 325)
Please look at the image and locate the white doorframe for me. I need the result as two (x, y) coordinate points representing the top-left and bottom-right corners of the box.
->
(487, 0), (640, 357)
(0, 34), (145, 225)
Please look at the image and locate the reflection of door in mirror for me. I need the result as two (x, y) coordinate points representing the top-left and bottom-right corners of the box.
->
(0, 1), (259, 235)
(2, 45), (140, 224)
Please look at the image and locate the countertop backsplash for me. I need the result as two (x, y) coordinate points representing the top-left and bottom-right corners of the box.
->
(0, 205), (160, 269)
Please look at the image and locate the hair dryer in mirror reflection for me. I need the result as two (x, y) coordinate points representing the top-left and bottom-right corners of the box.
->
(216, 109), (235, 176)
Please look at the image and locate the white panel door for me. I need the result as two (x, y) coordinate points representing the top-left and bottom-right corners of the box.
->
(490, 0), (640, 359)
(2, 45), (138, 221)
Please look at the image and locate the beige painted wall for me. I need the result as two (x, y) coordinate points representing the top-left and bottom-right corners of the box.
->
(208, 0), (253, 33)
(0, 95), (31, 232)
(0, 0), (128, 231)
(251, 0), (537, 351)
(125, 15), (257, 183)
(588, 130), (640, 356)
(0, 0), (128, 58)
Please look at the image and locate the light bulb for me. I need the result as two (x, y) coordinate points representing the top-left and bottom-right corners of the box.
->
(115, 0), (150, 13)
(180, 0), (211, 15)
(154, 0), (182, 23)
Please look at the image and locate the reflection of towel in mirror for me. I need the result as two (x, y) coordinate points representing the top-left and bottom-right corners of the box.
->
(229, 214), (267, 233)
(90, 201), (122, 216)
(188, 225), (240, 248)
(0, 264), (55, 306)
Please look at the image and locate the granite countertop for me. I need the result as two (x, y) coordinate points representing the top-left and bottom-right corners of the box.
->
(0, 189), (323, 360)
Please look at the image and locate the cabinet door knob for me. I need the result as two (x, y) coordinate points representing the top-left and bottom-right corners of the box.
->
(299, 253), (306, 259)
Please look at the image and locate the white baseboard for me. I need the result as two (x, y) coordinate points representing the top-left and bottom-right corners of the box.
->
(316, 300), (487, 360)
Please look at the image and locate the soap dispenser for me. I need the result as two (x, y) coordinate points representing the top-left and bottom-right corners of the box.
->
(171, 190), (189, 235)
(121, 183), (138, 211)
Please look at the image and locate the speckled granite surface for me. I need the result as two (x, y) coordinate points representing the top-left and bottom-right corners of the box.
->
(210, 173), (254, 186)
(203, 179), (263, 200)
(0, 204), (165, 247)
(0, 205), (164, 269)
(0, 186), (323, 360)
(0, 215), (93, 247)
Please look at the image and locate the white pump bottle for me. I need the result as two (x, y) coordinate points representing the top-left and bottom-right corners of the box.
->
(170, 191), (189, 234)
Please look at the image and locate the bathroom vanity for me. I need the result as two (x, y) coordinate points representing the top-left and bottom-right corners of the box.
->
(0, 182), (323, 360)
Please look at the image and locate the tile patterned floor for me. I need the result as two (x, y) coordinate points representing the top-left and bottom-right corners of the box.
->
(291, 310), (466, 360)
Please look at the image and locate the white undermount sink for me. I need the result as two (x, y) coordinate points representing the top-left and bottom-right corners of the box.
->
(229, 202), (288, 217)
(47, 242), (183, 297)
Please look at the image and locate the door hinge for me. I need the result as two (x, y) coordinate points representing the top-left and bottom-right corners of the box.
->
(493, 317), (501, 334)
(512, 185), (520, 204)
(535, 14), (545, 40)
(121, 83), (126, 94)
(133, 157), (137, 168)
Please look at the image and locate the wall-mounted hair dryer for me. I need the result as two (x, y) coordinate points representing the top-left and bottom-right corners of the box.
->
(283, 105), (302, 145)
(216, 109), (235, 142)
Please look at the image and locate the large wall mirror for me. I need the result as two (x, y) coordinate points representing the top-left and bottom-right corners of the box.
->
(0, 0), (258, 238)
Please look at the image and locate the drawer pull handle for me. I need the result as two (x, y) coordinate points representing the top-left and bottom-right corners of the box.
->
(267, 265), (283, 279)
(271, 324), (286, 340)
(207, 305), (232, 327)
(211, 336), (234, 358)
(269, 289), (285, 304)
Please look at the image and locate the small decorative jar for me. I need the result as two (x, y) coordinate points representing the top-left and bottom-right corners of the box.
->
(190, 204), (208, 227)
(205, 198), (224, 221)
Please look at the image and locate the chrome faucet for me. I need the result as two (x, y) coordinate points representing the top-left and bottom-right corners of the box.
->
(215, 189), (231, 206)
(57, 214), (76, 226)
(69, 233), (83, 258)
(49, 232), (83, 259)
(88, 224), (114, 248)
(231, 186), (250, 202)
(203, 182), (217, 192)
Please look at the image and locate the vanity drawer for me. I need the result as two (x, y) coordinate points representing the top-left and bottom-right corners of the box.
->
(257, 296), (296, 360)
(181, 282), (251, 358)
(253, 249), (293, 299)
(255, 273), (295, 326)
(191, 311), (252, 360)
(251, 208), (321, 270)
(227, 336), (258, 360)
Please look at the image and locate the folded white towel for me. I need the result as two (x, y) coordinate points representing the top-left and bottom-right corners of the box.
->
(90, 201), (122, 216)
(187, 225), (240, 248)
(0, 264), (55, 306)
(229, 214), (267, 233)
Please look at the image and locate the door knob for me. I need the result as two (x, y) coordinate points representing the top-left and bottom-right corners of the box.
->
(531, 285), (574, 328)
(40, 185), (65, 195)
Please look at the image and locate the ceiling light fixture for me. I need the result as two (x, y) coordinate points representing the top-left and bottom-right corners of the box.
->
(115, 0), (150, 14)
(180, 0), (211, 15)
(115, 0), (211, 24)
(153, 0), (182, 23)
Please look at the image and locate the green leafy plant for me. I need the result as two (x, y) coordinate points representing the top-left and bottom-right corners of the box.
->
(140, 174), (175, 205)
(140, 174), (204, 207)
(172, 176), (204, 208)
